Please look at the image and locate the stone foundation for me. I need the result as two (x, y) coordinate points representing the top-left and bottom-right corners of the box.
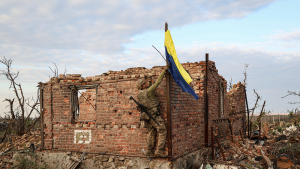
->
(15, 152), (171, 169)
(11, 148), (211, 169)
(172, 148), (211, 169)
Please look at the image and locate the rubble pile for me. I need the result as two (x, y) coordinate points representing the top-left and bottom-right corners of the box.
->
(211, 123), (300, 168)
(0, 129), (41, 152)
(283, 125), (298, 136)
(213, 136), (268, 168)
(0, 130), (41, 168)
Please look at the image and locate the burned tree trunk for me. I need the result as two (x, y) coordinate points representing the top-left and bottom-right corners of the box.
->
(1, 56), (40, 136)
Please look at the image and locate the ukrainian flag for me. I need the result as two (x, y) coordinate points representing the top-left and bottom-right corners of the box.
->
(164, 30), (199, 100)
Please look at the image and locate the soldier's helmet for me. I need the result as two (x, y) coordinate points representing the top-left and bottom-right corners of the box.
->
(136, 78), (147, 90)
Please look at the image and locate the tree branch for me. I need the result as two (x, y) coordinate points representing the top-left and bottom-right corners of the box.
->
(24, 100), (39, 124)
(251, 89), (261, 121)
(3, 98), (15, 119)
(25, 116), (40, 134)
(282, 90), (300, 98)
(288, 102), (300, 104)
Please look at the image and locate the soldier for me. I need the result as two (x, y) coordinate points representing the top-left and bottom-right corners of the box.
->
(136, 65), (169, 158)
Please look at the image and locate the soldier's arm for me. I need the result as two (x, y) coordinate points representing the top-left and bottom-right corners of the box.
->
(147, 69), (167, 98)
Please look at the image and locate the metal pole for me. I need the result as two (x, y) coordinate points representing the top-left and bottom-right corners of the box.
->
(244, 87), (250, 139)
(229, 119), (233, 142)
(239, 130), (245, 144)
(39, 82), (44, 149)
(165, 22), (172, 160)
(205, 53), (209, 147)
(250, 121), (252, 138)
(211, 126), (214, 160)
(214, 132), (225, 161)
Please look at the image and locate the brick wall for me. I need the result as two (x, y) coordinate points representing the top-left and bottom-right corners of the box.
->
(42, 66), (169, 156)
(205, 61), (230, 143)
(41, 60), (246, 159)
(170, 62), (204, 158)
(227, 82), (246, 135)
(204, 61), (245, 142)
(78, 89), (96, 121)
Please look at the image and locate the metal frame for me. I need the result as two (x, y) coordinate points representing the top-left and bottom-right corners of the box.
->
(69, 84), (99, 121)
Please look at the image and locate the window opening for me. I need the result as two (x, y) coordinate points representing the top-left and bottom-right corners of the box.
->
(70, 84), (98, 121)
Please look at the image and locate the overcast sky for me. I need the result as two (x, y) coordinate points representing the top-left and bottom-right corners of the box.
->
(0, 0), (299, 117)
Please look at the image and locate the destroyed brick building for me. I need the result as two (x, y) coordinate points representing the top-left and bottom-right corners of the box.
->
(40, 57), (246, 163)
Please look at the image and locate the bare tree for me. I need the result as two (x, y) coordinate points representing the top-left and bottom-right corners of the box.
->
(282, 91), (300, 104)
(0, 56), (40, 138)
(48, 62), (59, 79)
(48, 62), (67, 83)
(228, 63), (249, 115)
(250, 89), (262, 122)
(243, 63), (249, 86)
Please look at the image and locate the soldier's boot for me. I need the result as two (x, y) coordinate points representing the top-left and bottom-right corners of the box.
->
(155, 150), (167, 158)
(145, 150), (156, 158)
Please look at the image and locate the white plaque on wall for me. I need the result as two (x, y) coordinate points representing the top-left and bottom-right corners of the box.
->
(74, 130), (92, 144)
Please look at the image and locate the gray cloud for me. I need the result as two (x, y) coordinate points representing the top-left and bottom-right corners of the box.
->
(0, 0), (277, 53)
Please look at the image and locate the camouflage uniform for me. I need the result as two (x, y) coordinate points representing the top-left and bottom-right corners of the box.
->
(136, 69), (167, 158)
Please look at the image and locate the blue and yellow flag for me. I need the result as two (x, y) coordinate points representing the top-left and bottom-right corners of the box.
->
(164, 30), (198, 100)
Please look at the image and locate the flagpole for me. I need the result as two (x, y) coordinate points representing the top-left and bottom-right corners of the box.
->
(165, 22), (172, 160)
